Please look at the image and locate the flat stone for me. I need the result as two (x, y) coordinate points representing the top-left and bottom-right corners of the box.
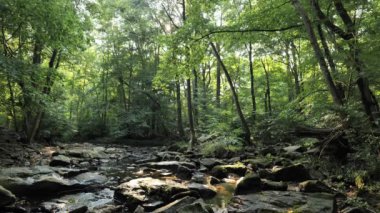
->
(200, 158), (223, 169)
(152, 196), (197, 213)
(50, 155), (71, 167)
(228, 191), (336, 213)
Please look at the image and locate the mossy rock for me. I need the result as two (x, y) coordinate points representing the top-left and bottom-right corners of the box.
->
(210, 163), (247, 179)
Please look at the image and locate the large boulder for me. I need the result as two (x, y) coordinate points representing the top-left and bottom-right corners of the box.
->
(210, 164), (247, 179)
(299, 180), (334, 193)
(0, 185), (16, 206)
(234, 173), (261, 195)
(228, 191), (336, 213)
(0, 174), (94, 197)
(114, 177), (189, 211)
(188, 183), (217, 199)
(200, 158), (223, 170)
(271, 164), (310, 182)
(143, 161), (195, 180)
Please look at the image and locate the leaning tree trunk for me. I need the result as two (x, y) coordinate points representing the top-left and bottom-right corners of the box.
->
(215, 43), (221, 108)
(292, 0), (343, 106)
(210, 42), (251, 144)
(310, 0), (379, 124)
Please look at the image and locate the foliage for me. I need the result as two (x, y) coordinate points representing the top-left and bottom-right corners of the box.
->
(201, 136), (244, 158)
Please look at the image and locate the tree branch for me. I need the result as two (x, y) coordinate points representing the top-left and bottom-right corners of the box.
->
(310, 0), (353, 40)
(193, 24), (304, 41)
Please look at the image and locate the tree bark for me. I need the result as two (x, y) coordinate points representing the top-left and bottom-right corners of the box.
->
(261, 59), (272, 116)
(290, 41), (301, 96)
(316, 24), (337, 75)
(216, 43), (221, 108)
(176, 81), (185, 137)
(248, 43), (257, 121)
(192, 68), (199, 125)
(311, 0), (379, 123)
(210, 42), (251, 144)
(292, 0), (343, 106)
(186, 79), (196, 149)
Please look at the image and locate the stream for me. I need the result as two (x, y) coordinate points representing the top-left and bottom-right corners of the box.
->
(1, 139), (378, 212)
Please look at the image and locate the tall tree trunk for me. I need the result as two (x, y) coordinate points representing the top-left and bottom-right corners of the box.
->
(215, 43), (221, 108)
(261, 59), (272, 116)
(290, 41), (301, 96)
(292, 0), (343, 106)
(176, 81), (185, 137)
(28, 49), (60, 143)
(6, 75), (18, 131)
(311, 0), (379, 123)
(192, 68), (199, 126)
(186, 79), (196, 149)
(210, 42), (251, 144)
(285, 43), (295, 101)
(201, 65), (208, 114)
(248, 43), (257, 121)
(316, 24), (337, 75)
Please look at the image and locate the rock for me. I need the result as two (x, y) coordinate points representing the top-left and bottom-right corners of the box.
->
(261, 179), (287, 191)
(243, 158), (272, 169)
(176, 166), (193, 180)
(155, 152), (184, 161)
(271, 164), (310, 181)
(144, 161), (195, 179)
(170, 191), (200, 201)
(200, 158), (223, 170)
(0, 166), (53, 178)
(177, 199), (213, 213)
(209, 176), (221, 185)
(142, 201), (165, 212)
(299, 180), (334, 193)
(0, 185), (16, 206)
(234, 173), (261, 195)
(114, 177), (189, 210)
(210, 164), (247, 179)
(134, 205), (145, 213)
(260, 146), (277, 156)
(191, 172), (206, 183)
(341, 207), (377, 213)
(73, 172), (107, 185)
(188, 183), (217, 199)
(228, 157), (241, 164)
(152, 196), (197, 213)
(54, 168), (89, 178)
(50, 155), (72, 167)
(0, 175), (87, 197)
(282, 145), (305, 153)
(69, 206), (88, 213)
(90, 205), (123, 213)
(228, 191), (336, 213)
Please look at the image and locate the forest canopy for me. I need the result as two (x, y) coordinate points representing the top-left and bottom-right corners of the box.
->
(0, 0), (379, 146)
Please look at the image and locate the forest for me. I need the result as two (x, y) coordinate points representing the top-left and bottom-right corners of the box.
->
(0, 0), (379, 212)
